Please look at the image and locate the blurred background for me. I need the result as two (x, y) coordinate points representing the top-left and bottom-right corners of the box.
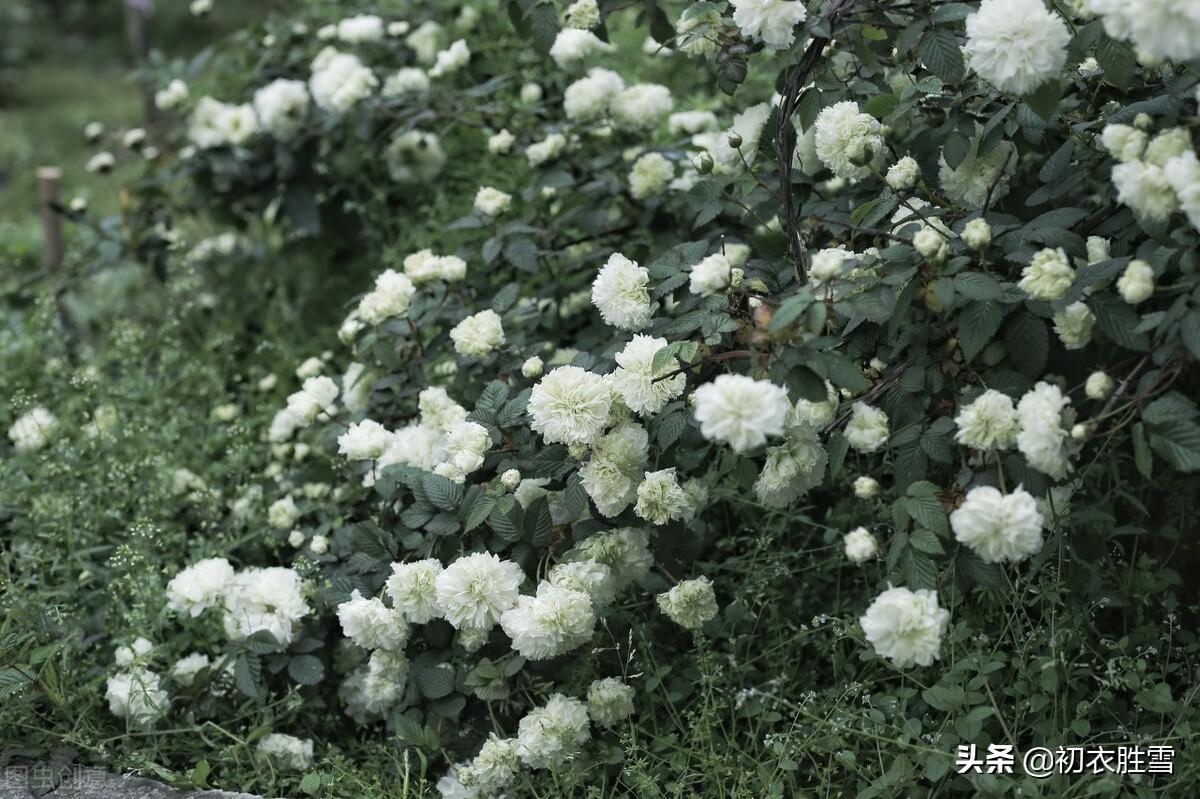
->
(0, 0), (265, 253)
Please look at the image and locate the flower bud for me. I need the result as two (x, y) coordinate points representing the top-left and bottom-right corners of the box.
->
(693, 151), (714, 174)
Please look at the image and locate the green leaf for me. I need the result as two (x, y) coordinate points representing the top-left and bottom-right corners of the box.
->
(956, 548), (1005, 591)
(953, 272), (1003, 301)
(1003, 313), (1049, 378)
(906, 481), (949, 536)
(288, 655), (325, 685)
(416, 663), (456, 699)
(864, 93), (899, 120)
(957, 301), (1007, 362)
(942, 131), (970, 170)
(1024, 80), (1063, 122)
(918, 30), (965, 83)
(1091, 294), (1150, 351)
(811, 351), (870, 394)
(1179, 310), (1200, 361)
(529, 2), (559, 54)
(1147, 418), (1200, 472)
(488, 495), (524, 542)
(902, 549), (938, 590)
(525, 496), (554, 547)
(1097, 34), (1136, 90)
(1038, 140), (1074, 184)
(423, 474), (464, 512)
(827, 433), (849, 479)
(464, 492), (497, 532)
(243, 629), (282, 654)
(234, 655), (262, 700)
(909, 528), (945, 555)
(1132, 422), (1153, 479)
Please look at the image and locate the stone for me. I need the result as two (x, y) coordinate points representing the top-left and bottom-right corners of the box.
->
(0, 767), (265, 799)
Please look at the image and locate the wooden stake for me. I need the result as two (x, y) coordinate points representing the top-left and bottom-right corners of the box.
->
(37, 167), (64, 270)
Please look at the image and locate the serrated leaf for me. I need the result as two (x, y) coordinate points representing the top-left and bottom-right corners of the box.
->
(919, 30), (965, 83)
(1097, 34), (1136, 90)
(902, 549), (939, 590)
(957, 301), (1007, 362)
(1091, 294), (1150, 351)
(488, 495), (524, 542)
(1179, 310), (1200, 361)
(657, 410), (688, 451)
(416, 664), (456, 699)
(234, 655), (262, 700)
(953, 272), (1003, 301)
(1038, 140), (1074, 184)
(423, 474), (465, 512)
(956, 548), (1005, 590)
(529, 1), (558, 54)
(525, 496), (554, 547)
(464, 492), (497, 532)
(243, 629), (282, 654)
(811, 351), (870, 394)
(1132, 422), (1153, 479)
(1024, 80), (1063, 122)
(1003, 313), (1049, 378)
(910, 528), (945, 555)
(1147, 418), (1200, 472)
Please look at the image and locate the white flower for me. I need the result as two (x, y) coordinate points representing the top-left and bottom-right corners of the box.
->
(548, 559), (618, 608)
(8, 407), (57, 451)
(190, 0), (212, 16)
(1116, 259), (1155, 304)
(1087, 236), (1111, 265)
(1053, 301), (1095, 350)
(295, 356), (323, 379)
(549, 28), (614, 68)
(471, 186), (512, 218)
(939, 139), (1016, 209)
(689, 252), (733, 295)
(634, 468), (692, 525)
(954, 389), (1019, 450)
(710, 103), (772, 173)
(386, 559), (443, 624)
(962, 218), (992, 250)
(845, 402), (889, 453)
(450, 310), (505, 358)
(1016, 381), (1074, 480)
(814, 101), (884, 180)
(591, 253), (653, 331)
(469, 736), (520, 793)
(435, 553), (524, 630)
(268, 496), (300, 529)
(488, 129), (516, 154)
(1101, 124), (1147, 163)
(587, 677), (635, 727)
(522, 356), (545, 379)
(337, 419), (391, 460)
(571, 527), (653, 589)
(309, 49), (377, 113)
(965, 0), (1070, 95)
(912, 227), (947, 261)
(257, 733), (315, 770)
(1112, 160), (1179, 221)
(405, 20), (443, 63)
(500, 582), (595, 660)
(516, 694), (591, 769)
(114, 637), (154, 667)
(1018, 247), (1075, 300)
(385, 130), (446, 183)
(579, 422), (650, 517)
(521, 82), (544, 103)
(86, 150), (116, 173)
(358, 269), (416, 324)
(843, 527), (878, 563)
(564, 68), (624, 120)
(337, 14), (384, 43)
(730, 0), (807, 49)
(1164, 151), (1200, 232)
(611, 84), (674, 130)
(419, 387), (469, 433)
(166, 557), (234, 617)
(171, 653), (210, 687)
(608, 335), (686, 415)
(337, 590), (408, 651)
(860, 587), (950, 668)
(755, 431), (828, 508)
(222, 567), (311, 646)
(106, 669), (168, 725)
(951, 485), (1045, 564)
(886, 156), (920, 191)
(285, 376), (338, 426)
(809, 247), (855, 284)
(528, 365), (613, 446)
(677, 6), (723, 56)
(1085, 0), (1200, 63)
(435, 421), (492, 483)
(383, 67), (431, 98)
(657, 576), (719, 630)
(403, 249), (467, 283)
(309, 535), (329, 554)
(154, 79), (189, 110)
(854, 475), (880, 499)
(693, 375), (790, 453)
(565, 0), (601, 28)
(253, 79), (309, 140)
(1085, 371), (1115, 400)
(629, 152), (675, 200)
(429, 39), (471, 78)
(669, 110), (719, 136)
(526, 132), (567, 166)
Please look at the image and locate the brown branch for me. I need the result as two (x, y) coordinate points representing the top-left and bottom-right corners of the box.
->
(652, 349), (753, 383)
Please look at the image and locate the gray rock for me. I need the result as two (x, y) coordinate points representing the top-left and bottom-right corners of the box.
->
(0, 767), (264, 799)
